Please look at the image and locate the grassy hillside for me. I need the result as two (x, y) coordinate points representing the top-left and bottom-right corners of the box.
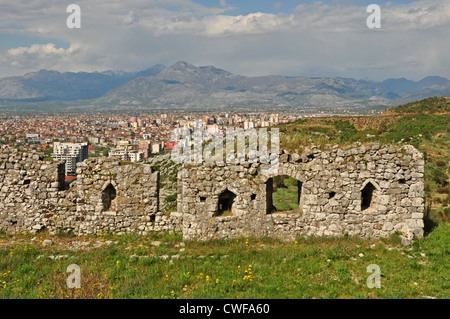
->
(385, 96), (450, 114)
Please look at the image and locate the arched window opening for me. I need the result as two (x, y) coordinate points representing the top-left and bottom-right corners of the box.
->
(102, 183), (117, 211)
(361, 182), (376, 211)
(216, 189), (236, 217)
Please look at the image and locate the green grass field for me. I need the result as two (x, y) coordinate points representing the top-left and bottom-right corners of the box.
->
(0, 219), (448, 299)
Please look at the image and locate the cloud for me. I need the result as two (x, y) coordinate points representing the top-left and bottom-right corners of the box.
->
(383, 1), (450, 30)
(161, 12), (296, 37)
(123, 10), (139, 26)
(0, 0), (449, 81)
(7, 43), (70, 56)
(146, 1), (450, 38)
(0, 43), (85, 71)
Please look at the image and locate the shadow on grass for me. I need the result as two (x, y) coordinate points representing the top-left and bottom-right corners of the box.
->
(424, 214), (438, 236)
(423, 204), (449, 236)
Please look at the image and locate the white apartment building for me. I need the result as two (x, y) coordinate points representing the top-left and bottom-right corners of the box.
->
(52, 142), (88, 176)
(244, 121), (255, 130)
(151, 143), (161, 154)
(109, 149), (144, 162)
(129, 151), (144, 162)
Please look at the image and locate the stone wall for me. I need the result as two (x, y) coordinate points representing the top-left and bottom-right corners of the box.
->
(178, 143), (425, 241)
(0, 146), (67, 232)
(0, 146), (180, 235)
(0, 143), (425, 242)
(74, 157), (181, 235)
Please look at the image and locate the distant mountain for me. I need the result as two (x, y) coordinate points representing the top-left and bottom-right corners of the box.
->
(95, 61), (400, 109)
(400, 82), (450, 102)
(0, 64), (165, 102)
(376, 76), (449, 96)
(0, 61), (448, 111)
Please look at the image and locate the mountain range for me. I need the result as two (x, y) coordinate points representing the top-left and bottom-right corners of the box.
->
(1, 61), (449, 111)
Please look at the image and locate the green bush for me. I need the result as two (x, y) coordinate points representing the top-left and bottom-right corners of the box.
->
(164, 193), (177, 203)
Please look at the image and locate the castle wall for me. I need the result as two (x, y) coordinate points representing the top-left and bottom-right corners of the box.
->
(74, 157), (181, 235)
(0, 143), (425, 242)
(178, 143), (425, 241)
(0, 146), (180, 235)
(0, 146), (67, 232)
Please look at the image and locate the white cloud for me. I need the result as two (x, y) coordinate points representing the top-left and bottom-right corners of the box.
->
(202, 12), (296, 36)
(1, 43), (87, 71)
(7, 43), (70, 56)
(149, 12), (297, 37)
(123, 10), (139, 26)
(381, 1), (450, 30)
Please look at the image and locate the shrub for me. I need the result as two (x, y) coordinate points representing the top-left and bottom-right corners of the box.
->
(164, 193), (177, 203)
(436, 160), (446, 167)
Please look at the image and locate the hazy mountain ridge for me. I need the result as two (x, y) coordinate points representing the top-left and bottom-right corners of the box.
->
(96, 61), (449, 109)
(0, 61), (449, 110)
(0, 64), (165, 102)
(376, 76), (449, 96)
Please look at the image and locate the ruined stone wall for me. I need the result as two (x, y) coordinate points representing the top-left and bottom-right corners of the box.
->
(0, 146), (180, 235)
(74, 157), (181, 235)
(0, 146), (67, 232)
(178, 143), (425, 241)
(0, 143), (425, 242)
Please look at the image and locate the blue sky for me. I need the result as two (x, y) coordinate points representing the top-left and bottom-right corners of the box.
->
(0, 33), (70, 50)
(195, 0), (418, 15)
(0, 0), (449, 81)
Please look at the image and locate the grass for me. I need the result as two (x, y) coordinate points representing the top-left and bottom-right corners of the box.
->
(162, 192), (178, 214)
(0, 222), (448, 299)
(385, 96), (450, 114)
(272, 176), (300, 212)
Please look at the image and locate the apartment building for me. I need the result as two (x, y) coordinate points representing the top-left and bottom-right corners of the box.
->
(109, 149), (144, 162)
(52, 142), (88, 176)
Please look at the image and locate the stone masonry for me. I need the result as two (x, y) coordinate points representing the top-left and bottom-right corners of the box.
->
(0, 146), (181, 235)
(0, 143), (425, 242)
(178, 142), (425, 241)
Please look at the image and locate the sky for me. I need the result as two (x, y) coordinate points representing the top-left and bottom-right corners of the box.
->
(0, 0), (449, 81)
